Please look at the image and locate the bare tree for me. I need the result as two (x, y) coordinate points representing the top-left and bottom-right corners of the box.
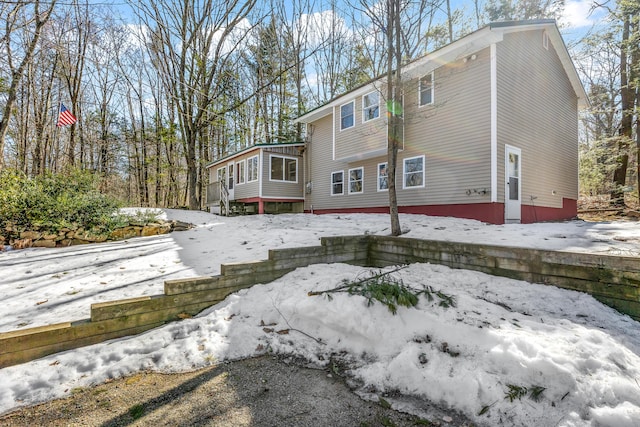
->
(138, 0), (257, 210)
(0, 0), (58, 170)
(53, 1), (91, 168)
(610, 0), (639, 206)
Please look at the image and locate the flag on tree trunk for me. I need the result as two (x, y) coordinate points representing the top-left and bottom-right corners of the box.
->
(56, 103), (77, 127)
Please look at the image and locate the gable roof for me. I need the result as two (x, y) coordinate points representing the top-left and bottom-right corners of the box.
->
(295, 19), (588, 124)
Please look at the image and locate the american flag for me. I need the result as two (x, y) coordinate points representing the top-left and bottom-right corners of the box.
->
(56, 103), (77, 127)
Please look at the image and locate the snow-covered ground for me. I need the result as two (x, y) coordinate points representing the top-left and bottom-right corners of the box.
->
(1, 210), (640, 426)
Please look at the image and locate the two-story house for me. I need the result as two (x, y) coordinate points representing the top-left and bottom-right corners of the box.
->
(207, 19), (588, 224)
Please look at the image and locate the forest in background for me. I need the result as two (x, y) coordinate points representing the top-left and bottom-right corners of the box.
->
(0, 0), (638, 210)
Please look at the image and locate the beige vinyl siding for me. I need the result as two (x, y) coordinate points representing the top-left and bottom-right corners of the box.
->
(261, 148), (304, 199)
(334, 92), (388, 161)
(400, 47), (492, 206)
(307, 48), (492, 211)
(229, 151), (260, 201)
(306, 114), (340, 210)
(496, 31), (579, 208)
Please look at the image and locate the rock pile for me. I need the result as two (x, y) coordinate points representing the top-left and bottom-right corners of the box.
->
(0, 220), (193, 251)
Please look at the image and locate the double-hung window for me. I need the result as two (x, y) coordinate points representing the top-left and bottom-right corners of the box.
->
(419, 72), (434, 106)
(403, 155), (425, 188)
(270, 155), (297, 182)
(377, 162), (388, 191)
(340, 101), (354, 130)
(362, 92), (379, 122)
(247, 155), (258, 182)
(348, 167), (364, 194)
(331, 171), (344, 195)
(237, 160), (245, 184)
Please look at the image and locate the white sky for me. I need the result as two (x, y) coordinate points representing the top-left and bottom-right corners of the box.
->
(1, 209), (640, 426)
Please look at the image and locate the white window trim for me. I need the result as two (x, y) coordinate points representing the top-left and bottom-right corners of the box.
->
(340, 100), (355, 131)
(403, 155), (425, 189)
(348, 167), (364, 194)
(247, 155), (259, 183)
(331, 170), (344, 196)
(418, 72), (434, 107)
(377, 162), (389, 192)
(236, 160), (246, 185)
(269, 154), (298, 183)
(362, 91), (380, 123)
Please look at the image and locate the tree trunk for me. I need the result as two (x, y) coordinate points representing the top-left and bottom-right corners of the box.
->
(387, 0), (402, 236)
(610, 16), (632, 207)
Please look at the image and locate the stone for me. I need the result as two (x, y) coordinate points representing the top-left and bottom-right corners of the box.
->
(32, 240), (57, 248)
(74, 231), (108, 243)
(109, 226), (140, 240)
(20, 231), (41, 240)
(70, 239), (91, 246)
(171, 220), (193, 232)
(12, 239), (32, 249)
(141, 223), (171, 236)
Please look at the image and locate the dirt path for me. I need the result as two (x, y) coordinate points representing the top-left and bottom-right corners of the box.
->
(0, 356), (477, 427)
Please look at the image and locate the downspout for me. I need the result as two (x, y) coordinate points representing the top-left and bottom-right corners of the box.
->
(490, 43), (498, 204)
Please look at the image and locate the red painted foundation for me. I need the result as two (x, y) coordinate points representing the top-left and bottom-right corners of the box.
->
(521, 198), (577, 224)
(306, 198), (578, 225)
(235, 197), (304, 214)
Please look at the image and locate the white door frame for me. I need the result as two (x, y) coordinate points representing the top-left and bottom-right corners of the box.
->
(505, 145), (522, 223)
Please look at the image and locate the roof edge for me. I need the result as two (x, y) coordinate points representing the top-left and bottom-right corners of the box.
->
(206, 142), (305, 168)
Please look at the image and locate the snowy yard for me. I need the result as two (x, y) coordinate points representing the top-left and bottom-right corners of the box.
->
(1, 210), (640, 426)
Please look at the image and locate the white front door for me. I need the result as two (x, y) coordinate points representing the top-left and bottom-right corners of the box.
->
(505, 145), (521, 223)
(227, 162), (235, 200)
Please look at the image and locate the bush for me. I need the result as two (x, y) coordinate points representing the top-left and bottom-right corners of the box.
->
(0, 168), (123, 234)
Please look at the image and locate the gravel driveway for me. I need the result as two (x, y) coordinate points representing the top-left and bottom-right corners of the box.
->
(0, 355), (476, 426)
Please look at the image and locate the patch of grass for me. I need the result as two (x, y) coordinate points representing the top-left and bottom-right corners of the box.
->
(129, 404), (145, 420)
(378, 396), (392, 409)
(380, 416), (396, 427)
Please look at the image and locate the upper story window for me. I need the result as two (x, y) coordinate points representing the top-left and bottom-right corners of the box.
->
(377, 162), (388, 191)
(348, 167), (364, 194)
(403, 155), (425, 188)
(331, 171), (344, 195)
(270, 155), (297, 182)
(419, 72), (434, 106)
(340, 101), (354, 130)
(362, 92), (379, 122)
(237, 160), (246, 184)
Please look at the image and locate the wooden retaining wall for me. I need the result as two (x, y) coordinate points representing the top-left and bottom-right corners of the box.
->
(1, 234), (638, 368)
(0, 236), (369, 368)
(367, 236), (640, 321)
